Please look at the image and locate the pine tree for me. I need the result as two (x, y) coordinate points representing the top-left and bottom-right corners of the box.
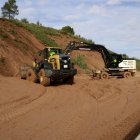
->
(1, 0), (19, 19)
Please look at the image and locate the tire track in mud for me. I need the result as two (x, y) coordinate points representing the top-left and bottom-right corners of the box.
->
(0, 87), (47, 124)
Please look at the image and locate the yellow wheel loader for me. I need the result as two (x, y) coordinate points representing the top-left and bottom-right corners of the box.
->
(20, 47), (77, 86)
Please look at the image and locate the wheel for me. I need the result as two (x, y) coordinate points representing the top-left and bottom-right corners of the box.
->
(100, 72), (109, 80)
(92, 73), (100, 80)
(123, 72), (131, 78)
(39, 69), (50, 86)
(63, 76), (74, 85)
(26, 68), (37, 82)
(68, 76), (74, 85)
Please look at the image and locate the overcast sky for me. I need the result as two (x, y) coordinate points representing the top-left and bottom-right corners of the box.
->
(0, 0), (140, 58)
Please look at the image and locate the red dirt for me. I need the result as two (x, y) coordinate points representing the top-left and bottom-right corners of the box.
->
(0, 19), (45, 76)
(0, 75), (140, 140)
(48, 34), (78, 50)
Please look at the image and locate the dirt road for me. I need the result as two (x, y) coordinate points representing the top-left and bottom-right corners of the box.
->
(0, 74), (140, 140)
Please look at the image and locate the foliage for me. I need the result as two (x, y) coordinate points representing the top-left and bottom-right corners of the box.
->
(136, 59), (140, 71)
(11, 19), (60, 47)
(21, 18), (29, 24)
(122, 54), (129, 59)
(72, 55), (87, 69)
(74, 35), (94, 44)
(36, 20), (42, 26)
(10, 19), (95, 48)
(61, 26), (75, 35)
(1, 0), (19, 19)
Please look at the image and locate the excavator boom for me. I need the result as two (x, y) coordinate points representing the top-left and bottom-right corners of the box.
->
(64, 41), (121, 68)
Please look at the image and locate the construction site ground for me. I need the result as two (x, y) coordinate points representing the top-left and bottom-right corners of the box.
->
(0, 72), (140, 140)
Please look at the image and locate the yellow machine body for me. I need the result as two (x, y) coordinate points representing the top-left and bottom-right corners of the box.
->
(48, 55), (60, 70)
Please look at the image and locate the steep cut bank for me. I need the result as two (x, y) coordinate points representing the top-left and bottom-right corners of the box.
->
(71, 50), (105, 71)
(0, 19), (105, 76)
(0, 19), (45, 76)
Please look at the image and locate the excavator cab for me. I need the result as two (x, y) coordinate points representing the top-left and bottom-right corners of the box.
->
(110, 54), (123, 68)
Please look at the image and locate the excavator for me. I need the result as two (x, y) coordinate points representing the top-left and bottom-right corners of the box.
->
(64, 41), (136, 79)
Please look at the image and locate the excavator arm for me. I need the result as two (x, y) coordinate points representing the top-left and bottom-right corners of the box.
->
(64, 41), (117, 68)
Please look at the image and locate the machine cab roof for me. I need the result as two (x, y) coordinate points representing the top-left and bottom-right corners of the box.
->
(35, 47), (62, 60)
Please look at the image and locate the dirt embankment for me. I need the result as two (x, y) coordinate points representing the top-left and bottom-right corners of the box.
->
(0, 19), (45, 76)
(71, 50), (105, 70)
(0, 75), (140, 140)
(0, 19), (105, 76)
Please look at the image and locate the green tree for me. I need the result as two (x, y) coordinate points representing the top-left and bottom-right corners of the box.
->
(61, 26), (75, 35)
(1, 0), (19, 19)
(21, 18), (29, 23)
(36, 20), (42, 26)
(122, 54), (129, 59)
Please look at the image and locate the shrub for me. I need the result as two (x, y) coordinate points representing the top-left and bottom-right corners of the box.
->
(36, 20), (42, 26)
(136, 59), (140, 71)
(61, 26), (75, 35)
(72, 55), (87, 69)
(21, 18), (29, 24)
(11, 19), (60, 47)
(74, 35), (94, 44)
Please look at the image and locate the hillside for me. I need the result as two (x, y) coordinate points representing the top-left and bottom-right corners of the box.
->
(0, 18), (104, 76)
(1, 19), (140, 140)
(0, 19), (45, 76)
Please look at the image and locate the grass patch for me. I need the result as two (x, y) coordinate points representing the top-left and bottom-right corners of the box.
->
(73, 35), (94, 44)
(10, 19), (60, 47)
(136, 59), (140, 71)
(10, 19), (95, 46)
(72, 55), (92, 74)
(72, 55), (87, 69)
